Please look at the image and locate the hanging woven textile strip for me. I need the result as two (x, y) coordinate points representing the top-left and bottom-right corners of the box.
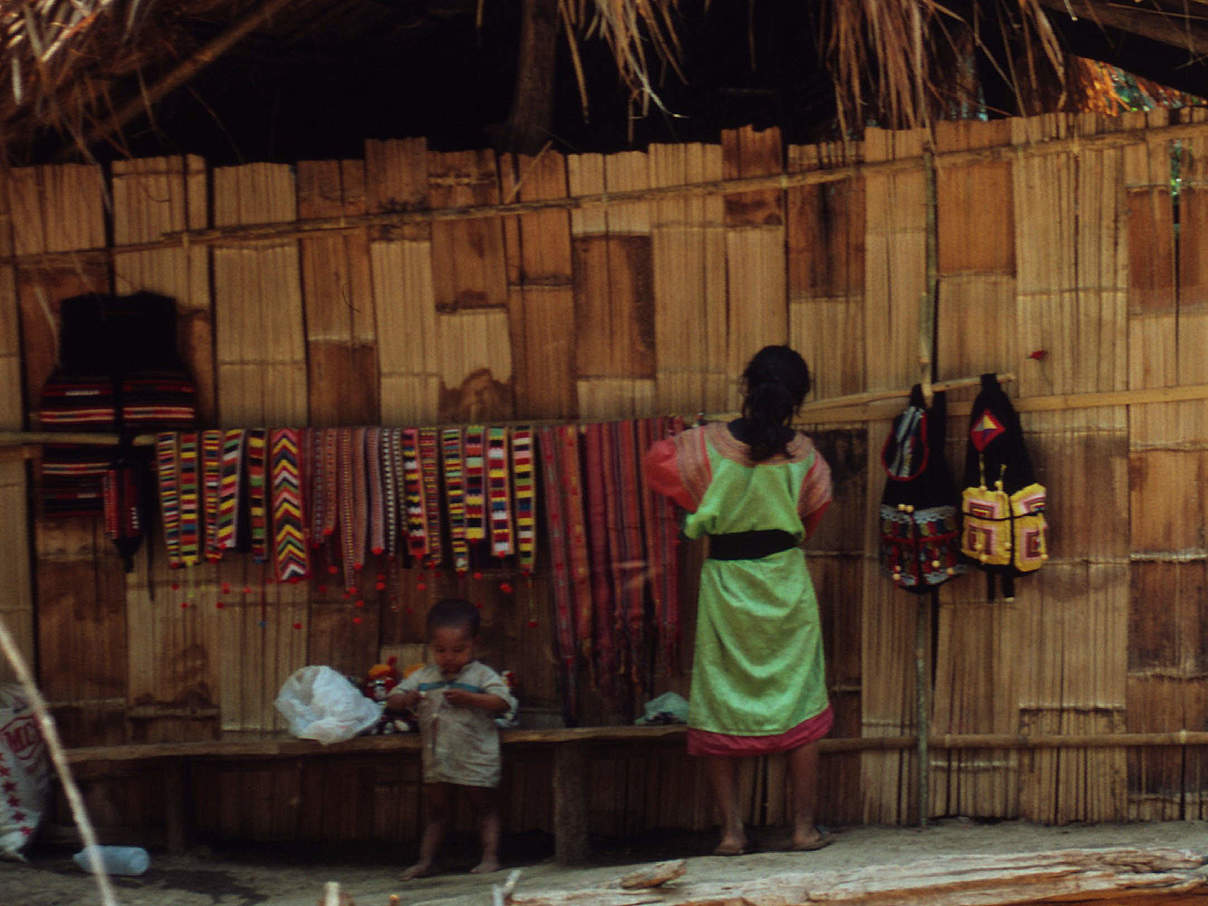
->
(401, 428), (427, 562)
(463, 425), (486, 543)
(646, 416), (684, 669)
(441, 427), (469, 573)
(419, 428), (443, 567)
(246, 429), (268, 563)
(102, 464), (140, 550)
(380, 428), (401, 559)
(217, 430), (244, 551)
(39, 375), (117, 518)
(582, 423), (617, 696)
(556, 426), (593, 664)
(389, 428), (407, 557)
(178, 432), (201, 566)
(156, 433), (183, 568)
(537, 427), (577, 722)
(486, 426), (513, 558)
(316, 429), (338, 544)
(605, 421), (648, 695)
(201, 430), (223, 562)
(270, 428), (309, 582)
(336, 428), (365, 588)
(511, 427), (537, 572)
(365, 427), (386, 557)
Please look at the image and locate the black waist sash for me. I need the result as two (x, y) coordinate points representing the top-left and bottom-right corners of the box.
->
(707, 529), (798, 561)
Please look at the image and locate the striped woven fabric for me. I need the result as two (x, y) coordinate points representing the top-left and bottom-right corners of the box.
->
(511, 427), (537, 572)
(201, 430), (223, 562)
(609, 419), (649, 697)
(336, 428), (367, 587)
(583, 423), (617, 696)
(401, 428), (427, 562)
(178, 432), (201, 567)
(39, 374), (117, 518)
(315, 429), (338, 544)
(119, 371), (197, 428)
(155, 433), (183, 568)
(419, 428), (443, 567)
(486, 427), (513, 558)
(441, 427), (469, 573)
(381, 428), (402, 558)
(270, 428), (309, 582)
(463, 425), (486, 543)
(217, 430), (244, 551)
(366, 427), (386, 556)
(556, 425), (593, 666)
(247, 430), (268, 563)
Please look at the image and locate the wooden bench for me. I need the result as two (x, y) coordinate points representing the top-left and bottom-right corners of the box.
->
(64, 724), (688, 864)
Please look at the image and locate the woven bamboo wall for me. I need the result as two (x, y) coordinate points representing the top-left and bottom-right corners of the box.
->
(5, 114), (1208, 843)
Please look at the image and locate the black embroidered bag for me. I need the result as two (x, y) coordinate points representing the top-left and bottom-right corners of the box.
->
(879, 385), (964, 592)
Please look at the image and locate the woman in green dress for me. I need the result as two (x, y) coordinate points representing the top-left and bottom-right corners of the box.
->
(645, 345), (833, 855)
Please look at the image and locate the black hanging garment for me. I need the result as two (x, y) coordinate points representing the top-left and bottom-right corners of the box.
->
(38, 292), (197, 570)
(959, 373), (1048, 600)
(879, 385), (964, 592)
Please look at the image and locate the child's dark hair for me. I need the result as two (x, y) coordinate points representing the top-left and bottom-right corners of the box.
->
(426, 598), (480, 638)
(741, 345), (811, 462)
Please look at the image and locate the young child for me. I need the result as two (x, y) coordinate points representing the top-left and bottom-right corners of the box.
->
(386, 597), (516, 879)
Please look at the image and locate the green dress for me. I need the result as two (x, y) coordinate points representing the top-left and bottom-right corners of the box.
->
(645, 422), (832, 747)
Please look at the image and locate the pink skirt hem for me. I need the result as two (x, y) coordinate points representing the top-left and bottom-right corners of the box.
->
(686, 704), (834, 757)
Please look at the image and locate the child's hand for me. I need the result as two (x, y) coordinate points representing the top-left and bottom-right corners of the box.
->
(386, 689), (420, 711)
(442, 687), (476, 708)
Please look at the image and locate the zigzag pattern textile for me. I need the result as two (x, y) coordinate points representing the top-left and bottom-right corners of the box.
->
(271, 429), (309, 582)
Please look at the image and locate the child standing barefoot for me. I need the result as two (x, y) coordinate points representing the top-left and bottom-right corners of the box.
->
(386, 598), (516, 879)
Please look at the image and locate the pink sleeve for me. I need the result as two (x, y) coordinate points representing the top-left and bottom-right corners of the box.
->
(643, 437), (698, 513)
(798, 448), (833, 540)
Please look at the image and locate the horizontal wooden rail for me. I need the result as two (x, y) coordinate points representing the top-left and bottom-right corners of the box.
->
(62, 726), (1208, 766)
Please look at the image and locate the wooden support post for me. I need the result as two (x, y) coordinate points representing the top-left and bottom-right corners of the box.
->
(162, 760), (189, 854)
(553, 742), (588, 864)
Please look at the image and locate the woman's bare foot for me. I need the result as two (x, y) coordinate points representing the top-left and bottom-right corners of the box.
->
(402, 861), (434, 880)
(712, 832), (747, 856)
(470, 857), (500, 874)
(789, 828), (833, 851)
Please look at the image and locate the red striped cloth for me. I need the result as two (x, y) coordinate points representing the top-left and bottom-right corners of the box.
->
(538, 426), (578, 723)
(583, 423), (617, 700)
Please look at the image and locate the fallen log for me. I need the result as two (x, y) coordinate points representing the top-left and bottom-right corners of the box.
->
(510, 847), (1208, 906)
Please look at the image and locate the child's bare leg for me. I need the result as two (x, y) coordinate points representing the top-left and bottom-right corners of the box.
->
(464, 785), (501, 873)
(787, 741), (826, 849)
(404, 783), (451, 880)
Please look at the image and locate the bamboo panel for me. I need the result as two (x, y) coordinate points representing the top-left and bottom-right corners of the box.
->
(859, 416), (917, 825)
(0, 172), (31, 684)
(575, 379), (656, 420)
(500, 151), (576, 418)
(435, 308), (513, 422)
(1178, 109), (1208, 386)
(862, 127), (927, 393)
(650, 142), (727, 413)
(569, 151), (655, 385)
(368, 140), (439, 424)
(112, 155), (216, 422)
(298, 158), (379, 426)
(9, 164), (109, 413)
(723, 127), (787, 410)
(218, 558), (309, 732)
(213, 163), (307, 426)
(935, 120), (1014, 275)
(936, 275), (1016, 389)
(1123, 111), (1177, 391)
(787, 140), (865, 400)
(429, 149), (509, 312)
(125, 533), (222, 744)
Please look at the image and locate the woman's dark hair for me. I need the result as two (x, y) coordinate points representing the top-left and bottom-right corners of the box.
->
(740, 345), (811, 462)
(427, 597), (480, 638)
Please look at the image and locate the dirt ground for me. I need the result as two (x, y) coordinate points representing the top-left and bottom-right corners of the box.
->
(3, 819), (1207, 906)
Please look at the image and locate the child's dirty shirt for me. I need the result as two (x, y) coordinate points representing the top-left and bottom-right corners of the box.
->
(395, 661), (517, 788)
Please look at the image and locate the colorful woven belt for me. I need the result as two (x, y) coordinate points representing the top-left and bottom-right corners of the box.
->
(441, 427), (469, 573)
(401, 428), (427, 562)
(380, 428), (401, 559)
(419, 428), (443, 567)
(202, 430), (223, 562)
(464, 425), (486, 543)
(247, 429), (268, 563)
(270, 428), (309, 582)
(156, 432), (183, 568)
(366, 427), (385, 557)
(178, 432), (201, 567)
(486, 426), (513, 558)
(217, 430), (244, 552)
(512, 427), (536, 572)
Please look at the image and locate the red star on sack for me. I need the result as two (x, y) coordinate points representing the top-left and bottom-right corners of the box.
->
(970, 411), (1005, 452)
(12, 810), (24, 822)
(0, 766), (10, 777)
(2, 781), (15, 793)
(7, 795), (19, 807)
(20, 825), (32, 836)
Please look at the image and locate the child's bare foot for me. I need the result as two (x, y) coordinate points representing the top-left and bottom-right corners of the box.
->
(402, 861), (434, 880)
(470, 857), (500, 874)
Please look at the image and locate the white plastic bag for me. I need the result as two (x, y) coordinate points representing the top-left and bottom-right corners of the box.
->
(0, 684), (49, 858)
(274, 666), (381, 745)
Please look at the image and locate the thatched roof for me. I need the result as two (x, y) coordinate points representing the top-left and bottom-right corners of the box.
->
(0, 0), (1203, 164)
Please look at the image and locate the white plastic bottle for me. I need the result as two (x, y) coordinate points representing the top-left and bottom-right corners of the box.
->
(73, 844), (151, 876)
